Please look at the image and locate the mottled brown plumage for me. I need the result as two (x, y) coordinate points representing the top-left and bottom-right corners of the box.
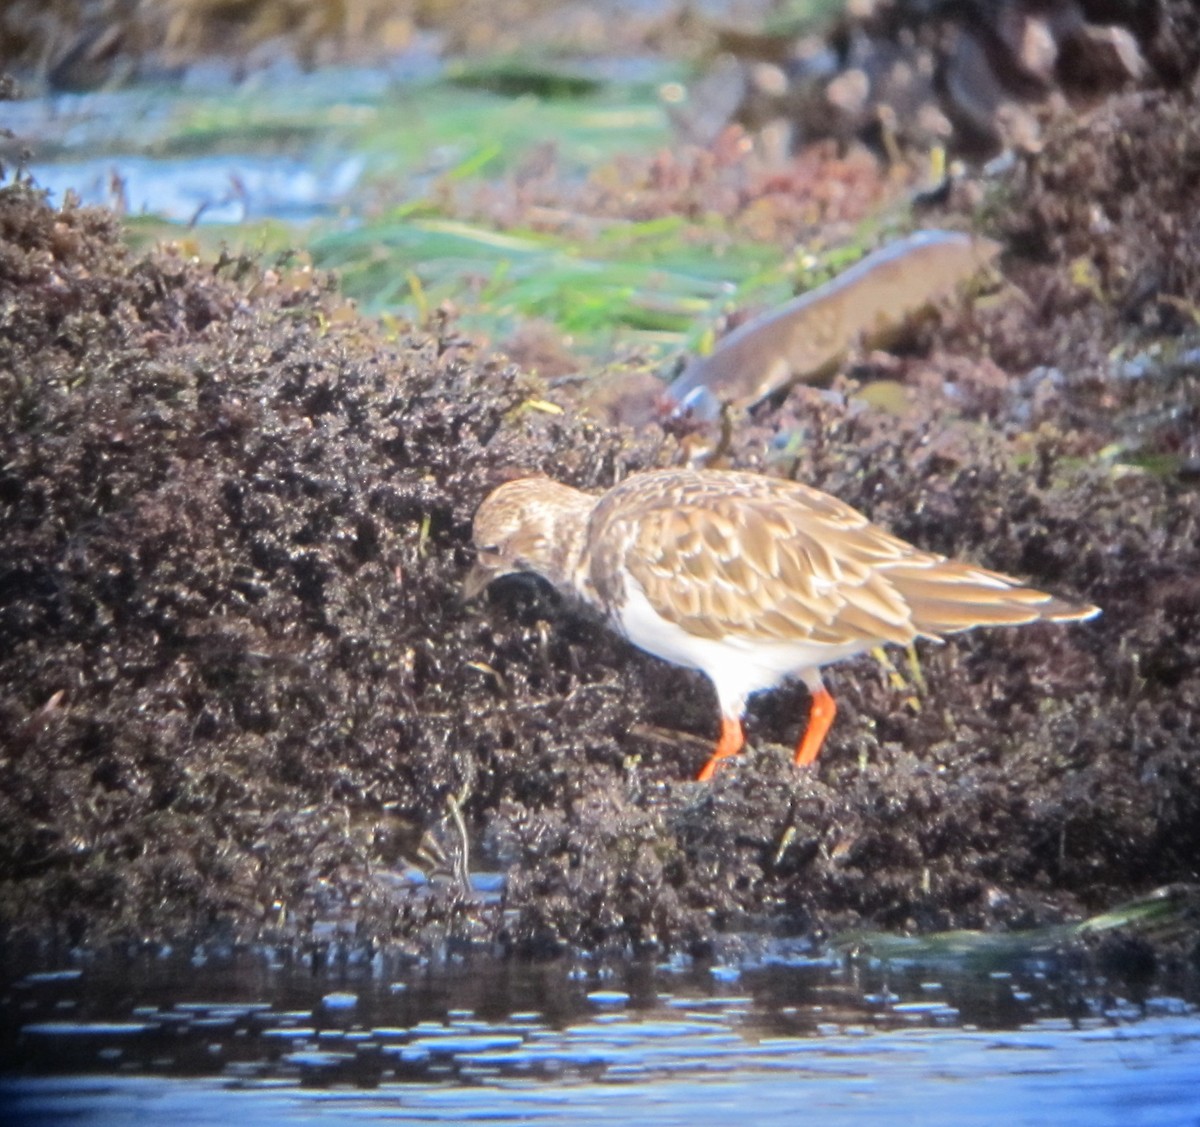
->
(466, 468), (1099, 779)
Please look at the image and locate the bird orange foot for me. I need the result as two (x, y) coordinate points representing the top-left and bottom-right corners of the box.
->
(696, 687), (838, 780)
(695, 716), (744, 782)
(794, 687), (836, 767)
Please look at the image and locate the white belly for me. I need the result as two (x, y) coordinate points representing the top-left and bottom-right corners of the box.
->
(613, 581), (867, 716)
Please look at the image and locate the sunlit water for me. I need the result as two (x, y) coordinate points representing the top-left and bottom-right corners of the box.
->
(2, 945), (1198, 1126)
(10, 55), (663, 226)
(12, 69), (395, 222)
(27, 153), (366, 224)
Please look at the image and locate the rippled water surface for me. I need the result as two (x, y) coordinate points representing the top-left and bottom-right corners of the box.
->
(2, 945), (1198, 1126)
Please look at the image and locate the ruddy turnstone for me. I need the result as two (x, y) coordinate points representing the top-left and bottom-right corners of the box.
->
(465, 468), (1099, 780)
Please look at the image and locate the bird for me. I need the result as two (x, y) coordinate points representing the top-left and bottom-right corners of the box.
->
(464, 468), (1099, 781)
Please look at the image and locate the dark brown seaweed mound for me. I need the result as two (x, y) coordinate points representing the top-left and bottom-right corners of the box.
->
(2, 59), (1200, 959)
(0, 180), (662, 947)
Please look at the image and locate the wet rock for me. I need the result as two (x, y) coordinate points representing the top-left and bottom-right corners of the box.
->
(719, 0), (1200, 160)
(662, 230), (1001, 422)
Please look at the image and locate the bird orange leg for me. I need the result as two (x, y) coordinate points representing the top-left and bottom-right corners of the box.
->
(794, 687), (837, 767)
(696, 716), (745, 782)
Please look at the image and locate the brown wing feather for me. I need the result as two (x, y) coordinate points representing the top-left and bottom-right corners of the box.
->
(584, 469), (1097, 647)
(587, 470), (920, 645)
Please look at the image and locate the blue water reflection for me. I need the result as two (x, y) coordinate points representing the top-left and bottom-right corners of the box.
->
(1, 946), (1197, 1125)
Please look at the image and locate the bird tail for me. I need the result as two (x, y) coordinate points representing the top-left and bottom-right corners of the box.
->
(885, 560), (1100, 636)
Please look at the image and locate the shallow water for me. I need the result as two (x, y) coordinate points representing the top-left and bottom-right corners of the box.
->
(2, 946), (1198, 1126)
(28, 152), (366, 224)
(13, 56), (668, 227)
(14, 67), (415, 223)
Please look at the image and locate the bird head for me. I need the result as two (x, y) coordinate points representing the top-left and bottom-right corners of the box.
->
(464, 477), (595, 599)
